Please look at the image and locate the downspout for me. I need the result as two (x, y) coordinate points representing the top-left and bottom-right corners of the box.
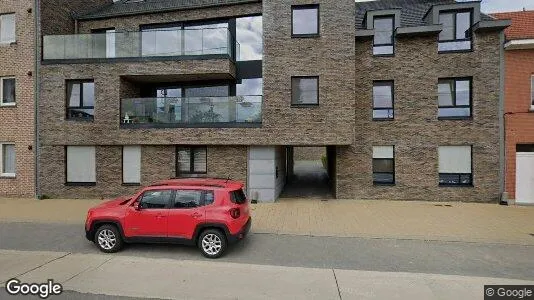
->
(34, 0), (41, 199)
(499, 30), (506, 205)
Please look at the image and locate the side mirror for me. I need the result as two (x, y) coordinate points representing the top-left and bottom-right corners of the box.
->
(133, 202), (141, 211)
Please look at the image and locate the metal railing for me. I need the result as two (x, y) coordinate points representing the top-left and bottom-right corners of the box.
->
(43, 28), (239, 60)
(120, 96), (262, 127)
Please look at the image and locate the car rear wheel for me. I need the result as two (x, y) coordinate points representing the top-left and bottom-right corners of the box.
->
(94, 224), (123, 253)
(198, 229), (227, 259)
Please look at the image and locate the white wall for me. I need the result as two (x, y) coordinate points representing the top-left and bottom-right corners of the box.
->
(248, 146), (286, 202)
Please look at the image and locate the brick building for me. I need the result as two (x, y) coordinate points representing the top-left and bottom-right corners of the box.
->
(34, 0), (509, 202)
(492, 10), (534, 205)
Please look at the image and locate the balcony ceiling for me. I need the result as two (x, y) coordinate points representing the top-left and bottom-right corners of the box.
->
(122, 73), (235, 83)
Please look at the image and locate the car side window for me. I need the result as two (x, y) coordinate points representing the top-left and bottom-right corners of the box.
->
(204, 191), (215, 206)
(173, 190), (203, 209)
(139, 190), (172, 209)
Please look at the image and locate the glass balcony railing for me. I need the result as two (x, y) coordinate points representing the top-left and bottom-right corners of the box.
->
(43, 28), (240, 60)
(120, 96), (262, 128)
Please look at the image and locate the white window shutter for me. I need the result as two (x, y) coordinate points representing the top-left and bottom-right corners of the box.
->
(373, 146), (394, 159)
(67, 146), (96, 183)
(123, 146), (141, 183)
(438, 146), (471, 173)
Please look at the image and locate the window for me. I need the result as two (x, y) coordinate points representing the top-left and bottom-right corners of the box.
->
(67, 80), (95, 121)
(0, 14), (15, 43)
(438, 78), (471, 118)
(176, 146), (207, 175)
(438, 146), (472, 186)
(291, 76), (319, 106)
(230, 189), (247, 204)
(373, 16), (394, 55)
(373, 146), (395, 185)
(66, 146), (96, 185)
(141, 25), (181, 57)
(0, 143), (16, 177)
(438, 10), (472, 52)
(0, 77), (15, 106)
(92, 28), (116, 58)
(373, 81), (394, 120)
(237, 16), (263, 61)
(292, 5), (319, 37)
(139, 190), (172, 209)
(123, 146), (141, 185)
(172, 190), (203, 208)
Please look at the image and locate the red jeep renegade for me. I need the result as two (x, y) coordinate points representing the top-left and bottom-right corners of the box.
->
(85, 178), (251, 258)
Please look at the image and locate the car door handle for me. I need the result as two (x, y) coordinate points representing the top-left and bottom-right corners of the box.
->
(192, 212), (203, 218)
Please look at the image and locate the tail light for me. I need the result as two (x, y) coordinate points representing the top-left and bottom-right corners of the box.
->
(230, 208), (240, 219)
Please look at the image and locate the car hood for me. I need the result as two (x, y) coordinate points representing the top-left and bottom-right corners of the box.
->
(95, 196), (132, 209)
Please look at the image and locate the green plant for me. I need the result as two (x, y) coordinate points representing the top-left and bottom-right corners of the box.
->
(321, 155), (328, 169)
(190, 107), (222, 123)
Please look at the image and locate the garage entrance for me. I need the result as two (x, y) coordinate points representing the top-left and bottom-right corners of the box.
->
(280, 146), (336, 199)
(516, 146), (534, 205)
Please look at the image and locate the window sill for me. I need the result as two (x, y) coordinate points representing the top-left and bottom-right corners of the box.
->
(438, 116), (472, 121)
(291, 104), (319, 108)
(65, 118), (94, 122)
(0, 41), (16, 47)
(373, 183), (395, 186)
(0, 103), (16, 108)
(122, 183), (141, 187)
(65, 182), (97, 187)
(373, 118), (394, 121)
(529, 107), (534, 112)
(291, 34), (320, 38)
(438, 184), (473, 188)
(438, 49), (473, 54)
(373, 53), (395, 57)
(0, 174), (16, 179)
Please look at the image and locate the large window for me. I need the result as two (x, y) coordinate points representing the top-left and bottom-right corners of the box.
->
(373, 146), (395, 185)
(438, 10), (472, 52)
(173, 190), (203, 209)
(438, 146), (472, 186)
(67, 80), (95, 121)
(66, 146), (96, 185)
(0, 14), (15, 43)
(92, 28), (116, 58)
(373, 16), (394, 56)
(291, 76), (319, 106)
(236, 16), (263, 61)
(176, 147), (207, 175)
(123, 146), (141, 185)
(438, 78), (472, 119)
(0, 143), (16, 177)
(373, 81), (394, 120)
(292, 5), (319, 37)
(0, 77), (15, 106)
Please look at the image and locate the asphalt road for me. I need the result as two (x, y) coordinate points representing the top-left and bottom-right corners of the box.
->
(0, 222), (533, 281)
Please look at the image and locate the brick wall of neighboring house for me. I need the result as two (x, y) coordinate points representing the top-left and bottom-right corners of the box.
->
(335, 31), (502, 202)
(0, 0), (35, 197)
(503, 50), (534, 199)
(293, 147), (326, 161)
(39, 145), (248, 199)
(40, 0), (113, 35)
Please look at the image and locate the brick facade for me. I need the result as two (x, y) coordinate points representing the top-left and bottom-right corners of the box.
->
(0, 0), (35, 197)
(335, 31), (502, 202)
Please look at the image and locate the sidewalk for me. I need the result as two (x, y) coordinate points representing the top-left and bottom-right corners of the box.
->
(1, 197), (534, 245)
(1, 249), (533, 300)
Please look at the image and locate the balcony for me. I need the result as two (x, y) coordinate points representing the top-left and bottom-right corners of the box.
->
(43, 28), (239, 61)
(120, 96), (262, 128)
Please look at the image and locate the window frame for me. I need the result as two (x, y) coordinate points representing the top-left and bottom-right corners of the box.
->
(65, 146), (96, 186)
(373, 80), (394, 120)
(438, 145), (473, 187)
(122, 146), (141, 186)
(171, 189), (209, 209)
(0, 13), (16, 44)
(176, 146), (208, 175)
(291, 76), (319, 107)
(373, 15), (395, 56)
(372, 146), (395, 186)
(438, 77), (473, 120)
(91, 27), (116, 58)
(0, 143), (16, 178)
(0, 77), (16, 106)
(438, 9), (473, 53)
(291, 4), (320, 38)
(66, 79), (95, 121)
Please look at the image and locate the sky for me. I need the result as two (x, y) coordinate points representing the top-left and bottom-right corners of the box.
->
(355, 0), (534, 13)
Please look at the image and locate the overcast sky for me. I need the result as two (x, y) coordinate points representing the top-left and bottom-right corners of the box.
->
(355, 0), (534, 13)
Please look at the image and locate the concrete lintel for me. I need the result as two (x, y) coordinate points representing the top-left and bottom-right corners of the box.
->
(396, 25), (443, 37)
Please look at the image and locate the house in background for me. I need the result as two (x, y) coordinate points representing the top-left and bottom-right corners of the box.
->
(492, 10), (534, 205)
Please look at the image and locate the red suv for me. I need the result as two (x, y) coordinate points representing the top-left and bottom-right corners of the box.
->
(85, 178), (251, 258)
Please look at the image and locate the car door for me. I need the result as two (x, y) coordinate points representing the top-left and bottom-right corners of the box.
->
(167, 189), (209, 239)
(123, 189), (172, 238)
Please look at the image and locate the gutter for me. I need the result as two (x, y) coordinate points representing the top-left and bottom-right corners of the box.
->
(499, 30), (506, 205)
(34, 0), (41, 199)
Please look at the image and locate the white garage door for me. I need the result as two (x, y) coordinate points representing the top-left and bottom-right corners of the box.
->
(516, 152), (534, 204)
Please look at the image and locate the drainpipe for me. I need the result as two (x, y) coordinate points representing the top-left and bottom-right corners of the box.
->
(499, 30), (507, 205)
(33, 0), (40, 199)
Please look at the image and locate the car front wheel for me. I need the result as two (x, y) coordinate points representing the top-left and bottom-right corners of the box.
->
(94, 224), (123, 253)
(198, 229), (227, 258)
